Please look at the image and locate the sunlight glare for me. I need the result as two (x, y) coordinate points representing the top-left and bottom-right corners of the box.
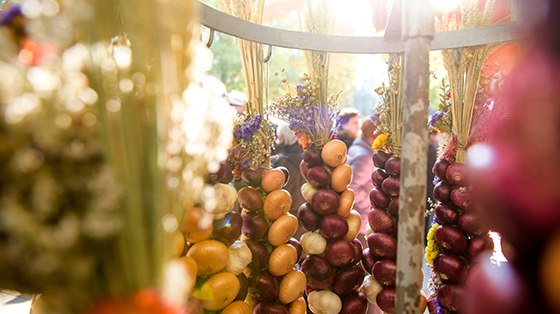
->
(429, 0), (462, 12)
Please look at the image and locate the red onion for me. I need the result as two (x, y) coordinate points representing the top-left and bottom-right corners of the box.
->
(340, 292), (369, 314)
(434, 203), (459, 226)
(368, 207), (394, 233)
(381, 176), (400, 197)
(300, 160), (309, 180)
(288, 238), (303, 261)
(213, 211), (243, 247)
(307, 166), (331, 189)
(207, 162), (225, 185)
(311, 188), (340, 215)
(392, 221), (399, 239)
(325, 238), (356, 267)
(433, 181), (453, 204)
(451, 187), (472, 211)
(376, 287), (396, 314)
(275, 166), (290, 188)
(437, 283), (465, 312)
(371, 168), (389, 189)
(361, 248), (379, 274)
(372, 151), (392, 169)
(301, 255), (335, 290)
(385, 157), (401, 177)
(303, 146), (322, 167)
(467, 234), (494, 262)
(248, 271), (279, 301)
(238, 187), (263, 212)
(433, 253), (468, 283)
(351, 239), (363, 265)
(435, 225), (468, 255)
(334, 265), (366, 297)
(244, 239), (270, 270)
(253, 301), (289, 314)
(367, 233), (397, 259)
(427, 298), (438, 314)
(297, 202), (322, 232)
(219, 162), (234, 184)
(241, 167), (263, 187)
(235, 272), (249, 301)
(372, 259), (397, 287)
(458, 210), (485, 236)
(445, 162), (469, 187)
(242, 211), (268, 240)
(432, 159), (451, 180)
(320, 214), (349, 239)
(369, 187), (390, 208)
(388, 197), (399, 218)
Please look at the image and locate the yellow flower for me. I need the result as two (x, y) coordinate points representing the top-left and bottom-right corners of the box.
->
(372, 133), (389, 151)
(296, 103), (301, 107)
(282, 78), (287, 83)
(425, 223), (441, 266)
(274, 72), (279, 76)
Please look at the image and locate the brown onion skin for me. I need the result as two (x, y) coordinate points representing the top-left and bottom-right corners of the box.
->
(435, 203), (459, 226)
(235, 272), (249, 301)
(371, 168), (389, 189)
(340, 292), (369, 314)
(320, 214), (349, 239)
(385, 157), (401, 177)
(307, 166), (331, 189)
(372, 151), (392, 169)
(451, 187), (472, 211)
(437, 283), (465, 312)
(458, 210), (486, 236)
(370, 187), (390, 208)
(311, 188), (340, 215)
(361, 248), (379, 274)
(253, 301), (289, 314)
(433, 253), (468, 283)
(238, 187), (263, 212)
(248, 271), (279, 301)
(241, 167), (263, 187)
(376, 287), (396, 314)
(301, 255), (335, 290)
(303, 146), (322, 167)
(433, 181), (453, 204)
(445, 162), (469, 187)
(467, 234), (494, 262)
(334, 264), (367, 297)
(242, 211), (269, 240)
(288, 238), (303, 261)
(325, 238), (356, 267)
(297, 202), (322, 232)
(387, 197), (399, 218)
(381, 176), (400, 197)
(213, 211), (243, 247)
(244, 240), (270, 270)
(300, 160), (309, 180)
(372, 259), (397, 287)
(275, 166), (290, 188)
(368, 207), (394, 233)
(435, 225), (468, 255)
(367, 233), (397, 259)
(351, 239), (363, 265)
(433, 159), (451, 180)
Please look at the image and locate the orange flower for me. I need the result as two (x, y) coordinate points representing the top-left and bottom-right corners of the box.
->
(300, 133), (310, 150)
(233, 165), (242, 180)
(82, 289), (182, 314)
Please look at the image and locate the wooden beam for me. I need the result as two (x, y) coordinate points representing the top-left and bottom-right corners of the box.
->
(383, 0), (402, 42)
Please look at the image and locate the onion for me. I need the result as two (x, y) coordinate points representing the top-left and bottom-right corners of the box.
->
(433, 181), (453, 204)
(434, 203), (459, 226)
(242, 212), (268, 240)
(337, 189), (355, 217)
(301, 255), (335, 290)
(372, 151), (391, 169)
(368, 207), (394, 233)
(435, 225), (468, 255)
(300, 160), (309, 180)
(450, 187), (472, 211)
(238, 187), (263, 212)
(241, 167), (263, 187)
(384, 157), (401, 177)
(219, 162), (234, 184)
(392, 221), (398, 239)
(275, 166), (290, 188)
(244, 239), (270, 270)
(311, 188), (340, 215)
(334, 265), (366, 297)
(367, 233), (397, 259)
(303, 146), (322, 167)
(427, 298), (438, 314)
(362, 275), (383, 304)
(307, 166), (331, 189)
(437, 283), (464, 312)
(248, 271), (279, 301)
(381, 176), (400, 197)
(376, 287), (396, 314)
(458, 210), (486, 236)
(339, 292), (368, 314)
(320, 214), (349, 239)
(432, 159), (450, 180)
(301, 182), (318, 203)
(369, 187), (390, 208)
(361, 247), (378, 274)
(371, 168), (389, 189)
(344, 210), (362, 241)
(213, 211), (243, 247)
(325, 238), (356, 267)
(350, 239), (363, 265)
(372, 259), (397, 287)
(467, 234), (494, 262)
(207, 163), (225, 185)
(445, 162), (469, 187)
(235, 272), (249, 301)
(387, 197), (399, 218)
(288, 238), (303, 261)
(297, 202), (322, 232)
(433, 253), (468, 283)
(253, 301), (289, 314)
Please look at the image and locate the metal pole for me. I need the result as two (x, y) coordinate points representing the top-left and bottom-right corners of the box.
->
(396, 0), (434, 313)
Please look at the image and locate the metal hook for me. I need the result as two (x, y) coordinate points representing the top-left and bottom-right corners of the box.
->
(263, 45), (273, 63)
(206, 28), (215, 48)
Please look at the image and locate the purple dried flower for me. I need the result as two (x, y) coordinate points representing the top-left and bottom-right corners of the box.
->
(234, 128), (242, 139)
(433, 176), (440, 186)
(432, 214), (439, 226)
(241, 158), (253, 168)
(241, 126), (252, 140)
(435, 297), (445, 314)
(429, 110), (446, 128)
(1, 5), (22, 26)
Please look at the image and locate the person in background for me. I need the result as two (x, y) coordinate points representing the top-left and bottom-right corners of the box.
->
(336, 107), (361, 149)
